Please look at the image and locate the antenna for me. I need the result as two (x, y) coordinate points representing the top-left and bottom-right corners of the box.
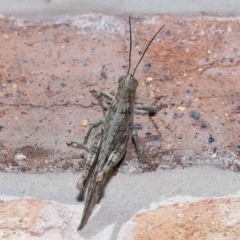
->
(127, 16), (132, 75)
(132, 24), (165, 77)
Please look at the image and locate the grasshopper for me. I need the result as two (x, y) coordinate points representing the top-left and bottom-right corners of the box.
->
(68, 17), (164, 230)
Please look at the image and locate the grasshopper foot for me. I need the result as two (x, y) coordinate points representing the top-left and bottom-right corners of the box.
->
(67, 141), (89, 152)
(96, 165), (111, 183)
(148, 162), (158, 171)
(76, 177), (86, 191)
(96, 171), (105, 183)
(76, 172), (90, 191)
(89, 89), (99, 98)
(139, 155), (157, 170)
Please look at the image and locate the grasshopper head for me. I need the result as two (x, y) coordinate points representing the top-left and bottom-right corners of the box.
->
(117, 74), (138, 101)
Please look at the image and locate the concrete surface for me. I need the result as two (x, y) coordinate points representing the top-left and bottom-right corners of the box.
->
(1, 0), (240, 19)
(1, 165), (240, 239)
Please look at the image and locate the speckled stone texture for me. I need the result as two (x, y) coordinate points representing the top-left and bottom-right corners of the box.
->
(120, 197), (240, 240)
(2, 196), (240, 239)
(0, 14), (239, 174)
(0, 198), (81, 240)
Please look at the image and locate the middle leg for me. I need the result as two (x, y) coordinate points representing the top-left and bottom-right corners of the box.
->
(76, 129), (104, 191)
(134, 104), (157, 115)
(132, 128), (155, 166)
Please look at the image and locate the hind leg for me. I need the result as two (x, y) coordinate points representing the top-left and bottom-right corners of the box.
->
(96, 135), (129, 183)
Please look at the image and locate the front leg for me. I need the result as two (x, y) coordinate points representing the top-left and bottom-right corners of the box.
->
(90, 89), (114, 117)
(90, 89), (114, 101)
(78, 89), (114, 144)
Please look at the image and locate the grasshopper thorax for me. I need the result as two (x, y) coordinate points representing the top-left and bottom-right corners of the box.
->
(116, 74), (138, 101)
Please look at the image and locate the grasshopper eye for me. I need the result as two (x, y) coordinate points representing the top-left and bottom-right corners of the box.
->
(118, 76), (125, 83)
(133, 78), (138, 87)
